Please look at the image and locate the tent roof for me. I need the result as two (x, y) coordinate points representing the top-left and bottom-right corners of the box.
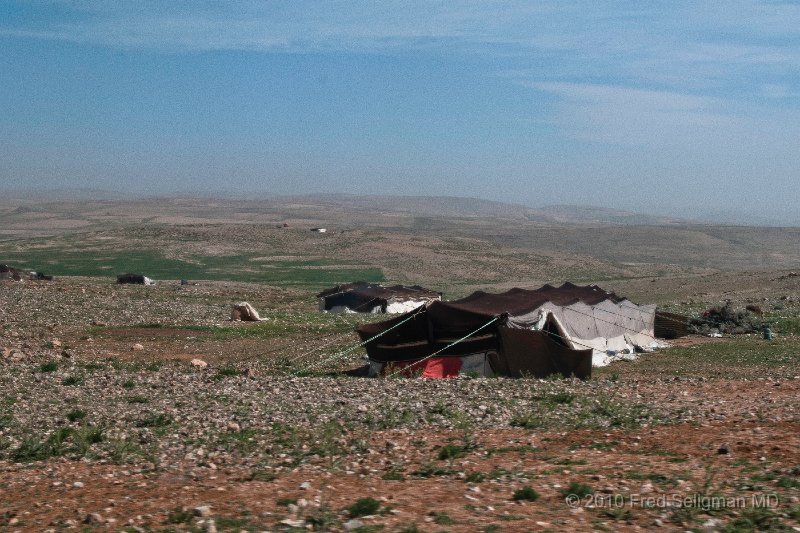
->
(317, 282), (440, 301)
(436, 282), (624, 319)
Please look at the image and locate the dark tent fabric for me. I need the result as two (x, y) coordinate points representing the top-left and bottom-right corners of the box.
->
(117, 273), (148, 284)
(317, 282), (440, 313)
(495, 327), (592, 378)
(356, 282), (603, 378)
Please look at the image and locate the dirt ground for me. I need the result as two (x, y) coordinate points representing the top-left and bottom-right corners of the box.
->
(2, 417), (799, 532)
(1, 200), (799, 532)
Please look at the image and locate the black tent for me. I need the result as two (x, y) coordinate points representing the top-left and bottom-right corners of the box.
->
(356, 283), (608, 379)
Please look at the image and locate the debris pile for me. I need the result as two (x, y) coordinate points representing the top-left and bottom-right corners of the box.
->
(690, 303), (762, 335)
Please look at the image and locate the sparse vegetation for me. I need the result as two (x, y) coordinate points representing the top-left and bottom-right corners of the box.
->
(346, 497), (381, 518)
(1, 199), (800, 530)
(512, 486), (540, 501)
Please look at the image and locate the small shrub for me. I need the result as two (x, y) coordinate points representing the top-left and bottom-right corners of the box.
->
(438, 444), (466, 460)
(61, 375), (83, 386)
(122, 379), (136, 389)
(432, 512), (455, 525)
(602, 507), (633, 521)
(109, 438), (139, 464)
(510, 412), (544, 429)
(346, 497), (381, 517)
(561, 481), (592, 498)
(465, 471), (487, 483)
(135, 413), (174, 428)
(165, 507), (193, 524)
(72, 426), (104, 456)
(12, 435), (49, 462)
(777, 476), (800, 489)
(723, 507), (780, 531)
(215, 367), (241, 378)
(512, 486), (540, 501)
(305, 504), (338, 530)
(39, 362), (58, 373)
(126, 395), (149, 404)
(66, 409), (87, 422)
(276, 498), (297, 507)
(548, 391), (575, 404)
(381, 470), (404, 481)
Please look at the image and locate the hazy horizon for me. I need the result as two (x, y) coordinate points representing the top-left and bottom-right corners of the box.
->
(3, 187), (798, 227)
(2, 2), (799, 225)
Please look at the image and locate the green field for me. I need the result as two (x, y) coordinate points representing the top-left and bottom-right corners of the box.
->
(0, 240), (384, 286)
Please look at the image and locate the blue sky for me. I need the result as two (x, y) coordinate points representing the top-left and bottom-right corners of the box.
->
(2, 1), (799, 223)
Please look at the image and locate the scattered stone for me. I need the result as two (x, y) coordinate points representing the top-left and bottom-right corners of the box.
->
(280, 518), (305, 528)
(343, 519), (364, 531)
(226, 421), (241, 432)
(131, 343), (144, 351)
(717, 445), (729, 455)
(702, 518), (723, 532)
(72, 481), (84, 489)
(191, 358), (208, 369)
(299, 481), (312, 490)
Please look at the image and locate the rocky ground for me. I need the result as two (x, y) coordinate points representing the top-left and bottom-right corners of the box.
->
(1, 276), (799, 532)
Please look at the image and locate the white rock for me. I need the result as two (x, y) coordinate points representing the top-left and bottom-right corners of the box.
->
(191, 359), (208, 369)
(343, 519), (364, 531)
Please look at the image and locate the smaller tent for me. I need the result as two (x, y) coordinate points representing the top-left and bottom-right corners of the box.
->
(317, 282), (441, 314)
(117, 273), (154, 285)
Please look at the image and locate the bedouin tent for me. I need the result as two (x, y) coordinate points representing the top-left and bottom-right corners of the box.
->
(356, 282), (660, 379)
(317, 282), (441, 314)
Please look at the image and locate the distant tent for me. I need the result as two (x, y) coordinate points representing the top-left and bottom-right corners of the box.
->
(117, 273), (154, 285)
(0, 265), (22, 281)
(317, 282), (441, 314)
(1, 265), (52, 281)
(357, 282), (661, 379)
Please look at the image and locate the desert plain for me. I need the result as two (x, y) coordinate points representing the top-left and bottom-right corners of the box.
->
(0, 195), (799, 532)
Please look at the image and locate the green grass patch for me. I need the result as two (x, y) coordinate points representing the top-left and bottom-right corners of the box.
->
(0, 240), (384, 286)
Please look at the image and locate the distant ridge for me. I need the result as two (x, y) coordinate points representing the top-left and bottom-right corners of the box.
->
(1, 189), (795, 227)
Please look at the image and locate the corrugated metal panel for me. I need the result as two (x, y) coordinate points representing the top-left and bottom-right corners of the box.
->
(655, 311), (689, 339)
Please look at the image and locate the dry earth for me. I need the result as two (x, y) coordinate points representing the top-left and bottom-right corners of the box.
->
(1, 197), (799, 532)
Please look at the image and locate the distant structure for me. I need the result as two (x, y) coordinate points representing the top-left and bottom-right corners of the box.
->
(117, 273), (154, 285)
(1, 265), (52, 281)
(310, 228), (327, 233)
